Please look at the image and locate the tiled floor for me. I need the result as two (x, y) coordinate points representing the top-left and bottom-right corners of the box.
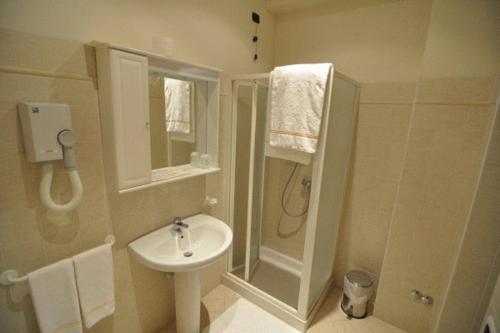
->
(232, 261), (301, 308)
(202, 298), (300, 333)
(164, 284), (406, 333)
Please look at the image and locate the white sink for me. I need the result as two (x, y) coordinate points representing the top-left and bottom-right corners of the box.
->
(128, 214), (232, 333)
(129, 214), (232, 272)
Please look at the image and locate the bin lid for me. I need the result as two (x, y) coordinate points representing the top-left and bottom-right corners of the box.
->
(346, 270), (373, 288)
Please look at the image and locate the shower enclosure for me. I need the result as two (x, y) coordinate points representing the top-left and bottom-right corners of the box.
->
(223, 71), (360, 331)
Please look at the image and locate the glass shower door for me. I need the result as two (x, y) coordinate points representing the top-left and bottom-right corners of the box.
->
(244, 83), (267, 281)
(230, 83), (253, 272)
(229, 80), (268, 282)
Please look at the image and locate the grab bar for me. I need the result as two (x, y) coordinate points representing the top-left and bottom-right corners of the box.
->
(0, 235), (115, 286)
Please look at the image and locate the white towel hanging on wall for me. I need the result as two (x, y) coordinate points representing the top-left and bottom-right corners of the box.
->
(28, 259), (83, 333)
(73, 243), (115, 329)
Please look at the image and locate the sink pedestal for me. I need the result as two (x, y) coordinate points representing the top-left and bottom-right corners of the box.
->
(174, 270), (201, 333)
(128, 214), (233, 333)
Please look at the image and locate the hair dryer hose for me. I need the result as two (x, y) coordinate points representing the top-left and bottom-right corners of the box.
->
(40, 162), (83, 212)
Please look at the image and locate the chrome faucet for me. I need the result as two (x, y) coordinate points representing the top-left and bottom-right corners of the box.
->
(173, 216), (189, 233)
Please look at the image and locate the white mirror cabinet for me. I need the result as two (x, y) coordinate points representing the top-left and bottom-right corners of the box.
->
(95, 43), (221, 193)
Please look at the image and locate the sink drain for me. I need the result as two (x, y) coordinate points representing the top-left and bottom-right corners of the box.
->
(183, 251), (193, 257)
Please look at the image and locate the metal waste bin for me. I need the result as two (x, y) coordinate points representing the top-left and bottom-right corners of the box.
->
(341, 270), (373, 319)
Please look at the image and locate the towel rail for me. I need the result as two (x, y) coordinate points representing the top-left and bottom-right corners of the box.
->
(0, 235), (115, 286)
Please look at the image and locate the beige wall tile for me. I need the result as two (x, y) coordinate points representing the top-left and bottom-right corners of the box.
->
(261, 158), (311, 261)
(360, 82), (417, 103)
(0, 28), (224, 333)
(333, 100), (412, 291)
(0, 29), (96, 79)
(1, 2), (497, 332)
(417, 77), (498, 104)
(435, 105), (500, 333)
(2, 241), (47, 277)
(375, 100), (495, 332)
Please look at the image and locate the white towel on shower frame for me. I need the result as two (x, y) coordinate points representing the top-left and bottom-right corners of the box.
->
(266, 63), (332, 164)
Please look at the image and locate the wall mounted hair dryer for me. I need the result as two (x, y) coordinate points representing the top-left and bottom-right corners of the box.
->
(18, 102), (83, 212)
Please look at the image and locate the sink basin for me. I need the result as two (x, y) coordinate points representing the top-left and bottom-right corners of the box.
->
(129, 214), (232, 272)
(128, 214), (233, 333)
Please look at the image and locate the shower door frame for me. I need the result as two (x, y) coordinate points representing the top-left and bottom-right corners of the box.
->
(224, 71), (356, 331)
(226, 73), (311, 331)
(227, 75), (268, 280)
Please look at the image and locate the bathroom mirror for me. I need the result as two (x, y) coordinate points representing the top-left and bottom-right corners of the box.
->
(148, 72), (207, 169)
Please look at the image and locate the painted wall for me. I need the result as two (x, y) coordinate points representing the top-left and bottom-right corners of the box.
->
(0, 1), (275, 332)
(274, 0), (433, 83)
(419, 0), (500, 79)
(0, 0), (275, 74)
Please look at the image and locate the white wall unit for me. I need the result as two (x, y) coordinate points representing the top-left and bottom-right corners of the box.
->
(206, 81), (220, 167)
(95, 42), (222, 193)
(96, 47), (151, 190)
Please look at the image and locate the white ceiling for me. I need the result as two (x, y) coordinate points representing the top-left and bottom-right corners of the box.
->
(265, 0), (403, 15)
(265, 0), (336, 14)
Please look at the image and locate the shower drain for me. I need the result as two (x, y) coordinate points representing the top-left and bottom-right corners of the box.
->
(183, 251), (193, 257)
